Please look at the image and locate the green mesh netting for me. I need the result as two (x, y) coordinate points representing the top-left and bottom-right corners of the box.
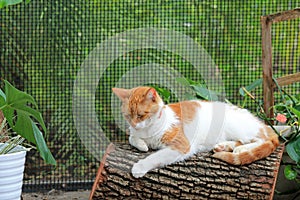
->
(0, 0), (299, 191)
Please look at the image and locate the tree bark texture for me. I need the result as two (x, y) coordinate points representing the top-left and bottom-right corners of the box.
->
(90, 143), (284, 200)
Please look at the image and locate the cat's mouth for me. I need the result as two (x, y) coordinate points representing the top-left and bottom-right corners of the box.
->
(133, 120), (148, 130)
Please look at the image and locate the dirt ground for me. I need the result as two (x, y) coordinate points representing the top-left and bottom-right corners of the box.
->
(22, 189), (300, 200)
(22, 190), (91, 200)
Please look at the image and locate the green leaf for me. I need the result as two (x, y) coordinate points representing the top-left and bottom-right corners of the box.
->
(239, 78), (262, 96)
(2, 107), (14, 127)
(191, 85), (218, 101)
(0, 89), (5, 107)
(0, 0), (7, 8)
(294, 104), (300, 112)
(12, 104), (47, 133)
(4, 80), (36, 107)
(150, 86), (171, 103)
(1, 80), (56, 165)
(0, 0), (22, 8)
(286, 136), (300, 163)
(0, 89), (6, 101)
(175, 77), (190, 87)
(156, 88), (171, 99)
(287, 106), (300, 123)
(13, 111), (36, 143)
(284, 165), (298, 180)
(32, 122), (56, 165)
(184, 93), (197, 100)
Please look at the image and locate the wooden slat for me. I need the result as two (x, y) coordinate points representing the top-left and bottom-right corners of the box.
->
(261, 16), (274, 122)
(276, 72), (300, 87)
(265, 8), (300, 23)
(261, 8), (300, 121)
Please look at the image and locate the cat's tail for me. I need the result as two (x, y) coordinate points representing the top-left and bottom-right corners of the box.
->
(212, 128), (280, 165)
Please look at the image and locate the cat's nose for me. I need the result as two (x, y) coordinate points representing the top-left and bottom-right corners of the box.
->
(131, 121), (144, 130)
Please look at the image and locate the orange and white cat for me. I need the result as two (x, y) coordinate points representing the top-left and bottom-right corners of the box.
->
(112, 86), (279, 178)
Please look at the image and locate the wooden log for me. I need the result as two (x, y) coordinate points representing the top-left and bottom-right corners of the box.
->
(90, 143), (284, 199)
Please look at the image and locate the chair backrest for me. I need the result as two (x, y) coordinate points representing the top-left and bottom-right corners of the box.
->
(261, 8), (300, 123)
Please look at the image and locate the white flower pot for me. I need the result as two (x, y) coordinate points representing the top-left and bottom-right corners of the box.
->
(0, 143), (27, 200)
(273, 125), (292, 137)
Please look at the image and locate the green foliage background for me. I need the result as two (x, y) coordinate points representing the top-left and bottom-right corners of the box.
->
(0, 0), (299, 189)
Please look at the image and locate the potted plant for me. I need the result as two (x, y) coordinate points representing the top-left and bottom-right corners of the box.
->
(0, 79), (56, 200)
(269, 91), (300, 194)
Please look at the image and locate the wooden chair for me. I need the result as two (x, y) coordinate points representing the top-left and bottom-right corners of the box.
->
(261, 8), (300, 121)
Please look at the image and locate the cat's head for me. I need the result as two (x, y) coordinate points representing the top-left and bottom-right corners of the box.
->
(112, 87), (164, 130)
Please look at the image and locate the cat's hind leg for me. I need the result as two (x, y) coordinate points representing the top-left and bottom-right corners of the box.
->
(212, 138), (277, 165)
(213, 141), (242, 152)
(232, 140), (264, 153)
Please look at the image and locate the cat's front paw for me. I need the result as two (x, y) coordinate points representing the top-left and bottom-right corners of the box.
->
(132, 161), (148, 178)
(129, 136), (149, 152)
(135, 143), (149, 152)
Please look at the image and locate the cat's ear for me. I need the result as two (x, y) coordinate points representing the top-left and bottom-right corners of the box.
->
(146, 88), (157, 102)
(112, 88), (131, 101)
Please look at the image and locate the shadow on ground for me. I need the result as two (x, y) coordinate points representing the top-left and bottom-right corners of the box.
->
(22, 190), (90, 200)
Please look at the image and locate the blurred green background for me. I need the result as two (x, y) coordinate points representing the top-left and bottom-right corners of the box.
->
(0, 0), (299, 191)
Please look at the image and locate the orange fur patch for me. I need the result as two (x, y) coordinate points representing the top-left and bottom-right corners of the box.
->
(168, 101), (201, 123)
(237, 141), (276, 165)
(237, 151), (254, 165)
(213, 126), (280, 165)
(118, 87), (161, 127)
(265, 127), (280, 147)
(161, 126), (190, 154)
(251, 141), (274, 157)
(212, 152), (236, 164)
(213, 151), (255, 165)
(235, 141), (243, 147)
(257, 128), (268, 140)
(213, 140), (277, 165)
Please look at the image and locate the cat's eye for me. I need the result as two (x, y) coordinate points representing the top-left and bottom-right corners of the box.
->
(137, 114), (144, 119)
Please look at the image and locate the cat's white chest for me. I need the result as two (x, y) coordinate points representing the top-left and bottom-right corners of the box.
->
(129, 126), (165, 150)
(143, 134), (165, 150)
(129, 106), (178, 150)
